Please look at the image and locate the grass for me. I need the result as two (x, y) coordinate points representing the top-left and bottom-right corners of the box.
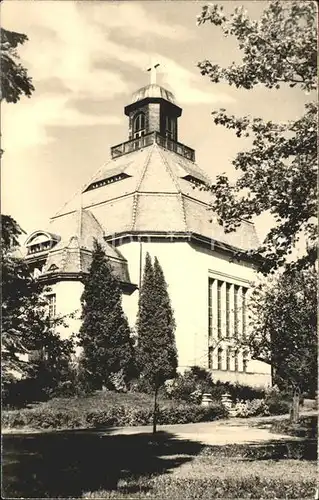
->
(2, 431), (316, 499)
(270, 415), (318, 439)
(25, 390), (169, 411)
(2, 387), (176, 413)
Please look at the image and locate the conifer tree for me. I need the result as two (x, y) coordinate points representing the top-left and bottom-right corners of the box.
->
(78, 240), (135, 391)
(137, 253), (178, 432)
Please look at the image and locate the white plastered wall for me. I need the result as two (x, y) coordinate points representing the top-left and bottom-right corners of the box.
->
(50, 239), (271, 388)
(50, 280), (83, 356)
(118, 239), (271, 388)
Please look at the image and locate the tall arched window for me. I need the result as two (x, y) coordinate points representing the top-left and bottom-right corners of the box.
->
(165, 116), (176, 140)
(133, 112), (146, 139)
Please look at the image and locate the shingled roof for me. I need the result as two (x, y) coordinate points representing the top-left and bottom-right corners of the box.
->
(28, 209), (132, 285)
(52, 142), (259, 253)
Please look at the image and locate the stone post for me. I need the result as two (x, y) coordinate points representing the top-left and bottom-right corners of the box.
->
(201, 393), (213, 406)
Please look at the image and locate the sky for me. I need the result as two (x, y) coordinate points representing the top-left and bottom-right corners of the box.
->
(1, 0), (311, 241)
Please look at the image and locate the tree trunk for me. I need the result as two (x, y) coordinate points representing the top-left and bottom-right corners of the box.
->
(290, 386), (300, 423)
(153, 385), (159, 434)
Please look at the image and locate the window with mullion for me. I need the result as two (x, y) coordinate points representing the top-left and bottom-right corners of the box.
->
(208, 280), (213, 339)
(243, 350), (248, 373)
(226, 346), (231, 371)
(208, 346), (213, 369)
(217, 347), (223, 370)
(242, 288), (247, 340)
(234, 285), (239, 338)
(226, 283), (230, 338)
(217, 281), (222, 339)
(234, 349), (239, 372)
(48, 294), (56, 319)
(133, 112), (146, 139)
(165, 116), (176, 140)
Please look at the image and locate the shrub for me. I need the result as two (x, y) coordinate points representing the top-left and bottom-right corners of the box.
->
(157, 402), (228, 425)
(2, 377), (51, 409)
(3, 359), (79, 408)
(233, 398), (270, 417)
(211, 381), (265, 401)
(264, 385), (291, 415)
(2, 400), (227, 430)
(128, 377), (155, 395)
(165, 368), (266, 404)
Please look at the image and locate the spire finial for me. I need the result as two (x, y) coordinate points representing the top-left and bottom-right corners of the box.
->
(147, 62), (160, 85)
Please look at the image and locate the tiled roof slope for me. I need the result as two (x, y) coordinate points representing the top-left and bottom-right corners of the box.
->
(40, 209), (131, 283)
(52, 143), (259, 252)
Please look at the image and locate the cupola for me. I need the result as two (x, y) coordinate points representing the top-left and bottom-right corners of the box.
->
(110, 65), (195, 162)
(124, 64), (182, 142)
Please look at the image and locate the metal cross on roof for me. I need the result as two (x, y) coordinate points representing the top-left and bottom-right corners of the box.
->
(147, 63), (160, 85)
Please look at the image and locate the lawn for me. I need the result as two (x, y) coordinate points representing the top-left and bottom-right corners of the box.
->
(26, 390), (168, 411)
(2, 430), (316, 499)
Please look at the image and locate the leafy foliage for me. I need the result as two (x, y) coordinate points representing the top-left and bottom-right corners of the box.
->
(233, 398), (270, 417)
(245, 268), (317, 396)
(1, 28), (34, 103)
(232, 391), (291, 418)
(1, 214), (25, 250)
(197, 1), (317, 274)
(78, 240), (136, 391)
(2, 215), (74, 400)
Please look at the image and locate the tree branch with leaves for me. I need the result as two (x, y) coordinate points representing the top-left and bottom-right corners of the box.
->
(1, 28), (34, 103)
(197, 0), (317, 274)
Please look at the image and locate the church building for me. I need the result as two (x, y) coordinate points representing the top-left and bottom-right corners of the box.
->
(24, 68), (271, 388)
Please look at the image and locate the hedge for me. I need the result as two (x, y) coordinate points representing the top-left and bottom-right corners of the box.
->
(2, 401), (228, 430)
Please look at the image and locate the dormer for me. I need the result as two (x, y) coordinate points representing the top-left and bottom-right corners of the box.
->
(25, 231), (60, 255)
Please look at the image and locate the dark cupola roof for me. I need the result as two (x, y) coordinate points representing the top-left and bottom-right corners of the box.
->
(130, 84), (176, 105)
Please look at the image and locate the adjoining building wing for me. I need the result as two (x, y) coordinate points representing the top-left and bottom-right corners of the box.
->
(25, 209), (135, 291)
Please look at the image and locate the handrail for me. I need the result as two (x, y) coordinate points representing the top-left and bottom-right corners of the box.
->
(110, 131), (195, 162)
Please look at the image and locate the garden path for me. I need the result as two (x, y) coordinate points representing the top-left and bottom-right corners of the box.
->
(98, 411), (317, 446)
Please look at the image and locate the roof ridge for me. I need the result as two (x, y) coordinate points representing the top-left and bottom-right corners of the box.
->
(132, 145), (154, 230)
(162, 147), (212, 184)
(156, 144), (181, 193)
(179, 194), (189, 233)
(157, 145), (189, 232)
